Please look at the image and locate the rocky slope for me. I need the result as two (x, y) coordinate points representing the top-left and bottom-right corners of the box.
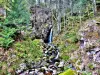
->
(69, 17), (100, 75)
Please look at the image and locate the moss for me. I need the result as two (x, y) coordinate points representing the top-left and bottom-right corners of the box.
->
(59, 69), (77, 75)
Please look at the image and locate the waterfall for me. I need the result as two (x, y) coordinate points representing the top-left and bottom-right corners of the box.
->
(48, 28), (53, 43)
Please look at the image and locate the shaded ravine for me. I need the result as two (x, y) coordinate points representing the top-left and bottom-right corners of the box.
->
(15, 6), (66, 75)
(68, 19), (100, 75)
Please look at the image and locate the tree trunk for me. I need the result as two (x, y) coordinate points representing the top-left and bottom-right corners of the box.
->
(57, 0), (62, 33)
(70, 0), (73, 16)
(37, 0), (40, 5)
(92, 0), (97, 16)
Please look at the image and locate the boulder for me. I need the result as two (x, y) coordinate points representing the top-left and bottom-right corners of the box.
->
(30, 5), (52, 43)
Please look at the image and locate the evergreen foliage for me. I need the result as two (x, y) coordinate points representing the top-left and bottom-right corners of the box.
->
(6, 0), (30, 24)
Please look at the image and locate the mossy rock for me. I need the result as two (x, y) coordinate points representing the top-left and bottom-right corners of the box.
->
(59, 69), (77, 75)
(88, 63), (94, 70)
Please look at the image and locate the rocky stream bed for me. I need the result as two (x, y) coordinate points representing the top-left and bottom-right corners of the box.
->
(16, 44), (64, 75)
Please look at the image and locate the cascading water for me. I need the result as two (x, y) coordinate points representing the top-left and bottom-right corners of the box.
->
(48, 28), (53, 43)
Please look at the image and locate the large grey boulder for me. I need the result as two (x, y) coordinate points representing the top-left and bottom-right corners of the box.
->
(30, 5), (52, 43)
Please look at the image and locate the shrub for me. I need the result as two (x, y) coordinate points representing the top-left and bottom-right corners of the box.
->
(14, 39), (43, 62)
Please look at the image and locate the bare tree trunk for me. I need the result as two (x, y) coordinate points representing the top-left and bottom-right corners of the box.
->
(70, 0), (73, 16)
(50, 0), (52, 9)
(55, 0), (58, 35)
(70, 0), (74, 27)
(92, 0), (97, 16)
(44, 0), (46, 6)
(38, 0), (40, 5)
(63, 0), (66, 29)
(57, 0), (62, 33)
(79, 10), (82, 26)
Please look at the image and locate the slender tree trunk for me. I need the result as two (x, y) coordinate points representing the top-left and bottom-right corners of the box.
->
(57, 0), (62, 33)
(38, 0), (40, 5)
(70, 0), (73, 16)
(87, 4), (90, 18)
(44, 0), (46, 6)
(63, 0), (66, 29)
(92, 0), (97, 16)
(50, 0), (52, 9)
(79, 10), (82, 26)
(70, 0), (74, 27)
(55, 0), (58, 35)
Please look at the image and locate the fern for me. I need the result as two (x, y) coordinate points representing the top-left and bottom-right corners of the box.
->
(0, 27), (17, 49)
(0, 37), (14, 49)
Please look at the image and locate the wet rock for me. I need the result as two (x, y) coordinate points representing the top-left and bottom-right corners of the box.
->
(16, 69), (22, 74)
(15, 63), (27, 74)
(29, 71), (34, 75)
(93, 47), (100, 52)
(53, 70), (57, 75)
(20, 63), (27, 70)
(16, 69), (27, 75)
(38, 72), (44, 75)
(58, 60), (64, 68)
(19, 70), (29, 75)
